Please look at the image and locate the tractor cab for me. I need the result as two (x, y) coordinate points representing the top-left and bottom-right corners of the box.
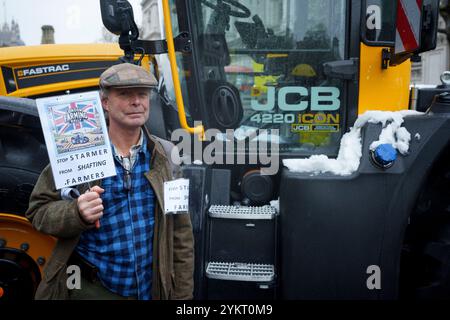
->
(167, 0), (351, 156)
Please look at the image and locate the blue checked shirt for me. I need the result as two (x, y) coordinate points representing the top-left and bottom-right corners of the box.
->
(76, 132), (155, 300)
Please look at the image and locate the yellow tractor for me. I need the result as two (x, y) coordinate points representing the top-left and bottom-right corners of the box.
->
(0, 0), (449, 300)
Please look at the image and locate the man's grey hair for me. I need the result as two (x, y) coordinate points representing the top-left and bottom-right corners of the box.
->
(99, 87), (110, 124)
(100, 87), (110, 99)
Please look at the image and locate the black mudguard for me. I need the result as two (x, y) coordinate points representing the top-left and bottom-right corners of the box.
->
(280, 113), (450, 299)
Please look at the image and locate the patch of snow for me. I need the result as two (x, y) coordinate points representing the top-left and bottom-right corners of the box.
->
(283, 127), (362, 176)
(366, 111), (419, 155)
(283, 110), (423, 176)
(394, 127), (412, 155)
(270, 198), (280, 213)
(415, 133), (421, 141)
(353, 110), (422, 128)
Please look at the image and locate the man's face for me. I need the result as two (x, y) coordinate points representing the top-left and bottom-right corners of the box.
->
(102, 87), (150, 130)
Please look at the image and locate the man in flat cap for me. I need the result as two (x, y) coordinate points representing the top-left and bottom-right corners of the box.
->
(27, 63), (194, 300)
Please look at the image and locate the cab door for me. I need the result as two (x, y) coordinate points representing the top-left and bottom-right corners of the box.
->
(172, 0), (360, 157)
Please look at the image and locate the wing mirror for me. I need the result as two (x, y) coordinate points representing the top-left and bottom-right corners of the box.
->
(100, 0), (138, 37)
(390, 0), (440, 66)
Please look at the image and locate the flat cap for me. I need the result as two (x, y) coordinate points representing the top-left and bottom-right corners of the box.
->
(99, 63), (158, 89)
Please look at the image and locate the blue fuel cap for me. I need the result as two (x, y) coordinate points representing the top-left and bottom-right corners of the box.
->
(372, 144), (397, 168)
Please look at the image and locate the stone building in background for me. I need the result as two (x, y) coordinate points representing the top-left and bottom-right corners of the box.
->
(140, 0), (162, 40)
(0, 20), (25, 47)
(41, 25), (55, 44)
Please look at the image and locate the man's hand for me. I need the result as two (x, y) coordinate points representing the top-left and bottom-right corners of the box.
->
(77, 186), (105, 225)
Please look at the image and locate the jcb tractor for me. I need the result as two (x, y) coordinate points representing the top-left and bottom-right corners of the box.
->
(0, 0), (449, 300)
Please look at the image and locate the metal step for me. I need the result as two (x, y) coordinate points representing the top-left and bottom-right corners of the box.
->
(206, 261), (275, 282)
(208, 205), (277, 220)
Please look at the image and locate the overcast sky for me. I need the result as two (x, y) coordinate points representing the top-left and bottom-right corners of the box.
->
(2, 0), (143, 46)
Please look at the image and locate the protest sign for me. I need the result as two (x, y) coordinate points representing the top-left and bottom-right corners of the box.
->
(164, 179), (189, 214)
(36, 91), (116, 189)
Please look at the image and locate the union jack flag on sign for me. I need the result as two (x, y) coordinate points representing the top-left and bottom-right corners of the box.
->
(51, 102), (100, 135)
(36, 91), (116, 189)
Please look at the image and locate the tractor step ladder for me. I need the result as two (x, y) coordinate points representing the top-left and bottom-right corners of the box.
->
(205, 205), (278, 299)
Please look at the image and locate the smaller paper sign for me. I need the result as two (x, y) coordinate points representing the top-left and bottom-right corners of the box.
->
(164, 179), (189, 214)
(36, 91), (116, 189)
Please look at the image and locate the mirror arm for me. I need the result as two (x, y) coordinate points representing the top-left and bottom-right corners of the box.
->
(117, 32), (192, 65)
(383, 47), (414, 69)
(132, 32), (192, 55)
(381, 48), (392, 69)
(323, 58), (359, 80)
